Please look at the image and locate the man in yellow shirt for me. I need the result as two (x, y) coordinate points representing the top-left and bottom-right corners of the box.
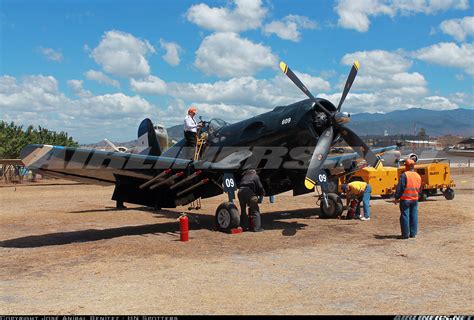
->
(342, 181), (372, 220)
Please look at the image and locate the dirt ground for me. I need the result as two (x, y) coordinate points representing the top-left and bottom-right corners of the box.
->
(0, 172), (473, 315)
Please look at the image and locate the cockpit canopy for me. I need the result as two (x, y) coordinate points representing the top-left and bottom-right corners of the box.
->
(202, 118), (230, 144)
(208, 118), (228, 133)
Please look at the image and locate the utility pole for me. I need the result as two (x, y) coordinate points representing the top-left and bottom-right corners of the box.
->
(412, 122), (417, 152)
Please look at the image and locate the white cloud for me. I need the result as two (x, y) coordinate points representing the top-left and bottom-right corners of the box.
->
(168, 73), (330, 108)
(449, 92), (474, 107)
(335, 0), (394, 32)
(194, 32), (278, 78)
(319, 49), (461, 113)
(439, 16), (474, 42)
(37, 47), (63, 62)
(130, 75), (167, 95)
(318, 91), (458, 113)
(0, 75), (66, 112)
(67, 79), (92, 98)
(419, 96), (458, 110)
(84, 70), (120, 88)
(263, 15), (318, 42)
(90, 30), (156, 78)
(393, 0), (469, 15)
(413, 42), (474, 75)
(186, 0), (267, 33)
(342, 50), (412, 76)
(74, 93), (154, 119)
(0, 75), (158, 143)
(0, 76), (17, 93)
(165, 98), (271, 126)
(340, 50), (427, 97)
(335, 0), (469, 32)
(159, 39), (182, 66)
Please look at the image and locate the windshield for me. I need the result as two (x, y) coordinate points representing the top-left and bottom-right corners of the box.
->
(208, 118), (228, 134)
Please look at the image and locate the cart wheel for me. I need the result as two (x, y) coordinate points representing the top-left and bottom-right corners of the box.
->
(444, 188), (455, 200)
(419, 192), (428, 202)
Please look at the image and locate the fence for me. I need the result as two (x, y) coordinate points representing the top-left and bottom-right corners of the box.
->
(0, 159), (35, 183)
(448, 159), (473, 168)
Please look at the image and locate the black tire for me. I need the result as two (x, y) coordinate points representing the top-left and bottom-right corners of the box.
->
(215, 202), (240, 232)
(444, 188), (455, 200)
(419, 192), (428, 202)
(320, 193), (344, 219)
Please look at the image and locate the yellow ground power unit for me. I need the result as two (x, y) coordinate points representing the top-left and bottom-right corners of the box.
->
(398, 162), (455, 201)
(339, 161), (455, 201)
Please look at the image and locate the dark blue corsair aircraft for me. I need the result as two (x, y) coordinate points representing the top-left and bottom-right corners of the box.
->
(21, 61), (394, 232)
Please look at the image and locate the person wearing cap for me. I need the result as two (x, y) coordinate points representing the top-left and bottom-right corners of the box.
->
(341, 181), (372, 220)
(184, 106), (199, 159)
(394, 159), (422, 239)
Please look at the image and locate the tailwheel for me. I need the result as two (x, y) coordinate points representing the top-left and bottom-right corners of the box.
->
(215, 202), (240, 232)
(319, 193), (344, 219)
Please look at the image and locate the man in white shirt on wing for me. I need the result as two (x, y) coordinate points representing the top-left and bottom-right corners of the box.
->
(184, 106), (199, 159)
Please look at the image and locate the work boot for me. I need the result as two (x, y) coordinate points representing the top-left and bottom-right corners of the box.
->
(240, 214), (249, 231)
(250, 214), (264, 232)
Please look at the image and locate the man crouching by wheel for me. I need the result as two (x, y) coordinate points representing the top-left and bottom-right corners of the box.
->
(238, 169), (265, 232)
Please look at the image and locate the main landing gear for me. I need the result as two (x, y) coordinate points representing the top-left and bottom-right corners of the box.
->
(315, 171), (344, 219)
(318, 192), (344, 219)
(215, 201), (240, 232)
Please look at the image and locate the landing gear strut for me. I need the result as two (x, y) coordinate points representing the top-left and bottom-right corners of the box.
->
(318, 193), (344, 218)
(315, 171), (343, 219)
(116, 200), (127, 210)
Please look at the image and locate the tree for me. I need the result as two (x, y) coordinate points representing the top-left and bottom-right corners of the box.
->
(0, 121), (79, 159)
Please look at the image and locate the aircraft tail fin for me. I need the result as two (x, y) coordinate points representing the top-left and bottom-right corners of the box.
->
(137, 118), (162, 156)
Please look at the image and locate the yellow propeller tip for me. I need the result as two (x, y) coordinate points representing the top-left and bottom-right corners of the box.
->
(279, 61), (288, 73)
(304, 177), (316, 190)
(354, 60), (360, 70)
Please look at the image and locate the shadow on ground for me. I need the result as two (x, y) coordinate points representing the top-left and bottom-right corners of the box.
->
(374, 234), (403, 240)
(0, 207), (316, 248)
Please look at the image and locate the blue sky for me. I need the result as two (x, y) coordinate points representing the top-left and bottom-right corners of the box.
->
(1, 0), (473, 143)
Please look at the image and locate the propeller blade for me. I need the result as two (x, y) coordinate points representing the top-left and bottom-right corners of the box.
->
(336, 60), (359, 112)
(305, 126), (334, 190)
(336, 123), (382, 169)
(279, 61), (331, 116)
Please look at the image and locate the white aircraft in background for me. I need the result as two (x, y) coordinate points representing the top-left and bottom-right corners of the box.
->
(102, 124), (169, 154)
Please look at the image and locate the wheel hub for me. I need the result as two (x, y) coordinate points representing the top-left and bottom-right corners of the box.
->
(217, 209), (231, 228)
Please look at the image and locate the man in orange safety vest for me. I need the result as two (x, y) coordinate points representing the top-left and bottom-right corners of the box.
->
(394, 159), (422, 239)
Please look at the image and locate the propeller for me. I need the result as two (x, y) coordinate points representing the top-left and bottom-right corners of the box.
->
(280, 61), (331, 116)
(304, 126), (334, 190)
(280, 60), (382, 190)
(336, 60), (359, 112)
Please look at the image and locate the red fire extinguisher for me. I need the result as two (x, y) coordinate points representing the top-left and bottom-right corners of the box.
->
(179, 214), (189, 242)
(346, 199), (359, 219)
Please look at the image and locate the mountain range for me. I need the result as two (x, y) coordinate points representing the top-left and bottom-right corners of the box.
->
(347, 108), (473, 137)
